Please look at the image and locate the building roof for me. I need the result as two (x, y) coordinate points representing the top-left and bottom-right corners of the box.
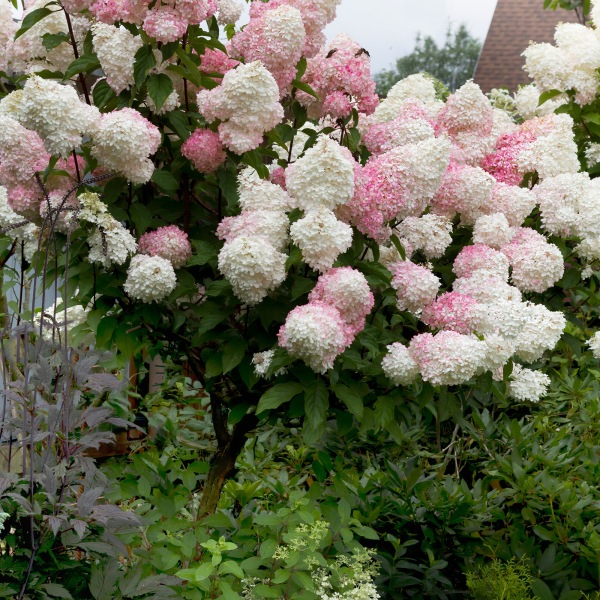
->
(473, 0), (579, 93)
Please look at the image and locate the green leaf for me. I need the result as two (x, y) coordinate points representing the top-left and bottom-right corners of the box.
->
(305, 380), (329, 429)
(205, 280), (232, 297)
(43, 155), (60, 183)
(40, 584), (73, 599)
(538, 89), (563, 107)
(151, 169), (179, 192)
(195, 562), (214, 581)
(332, 384), (363, 420)
(531, 578), (556, 600)
(219, 560), (245, 579)
(219, 581), (243, 600)
(133, 45), (157, 88)
(92, 79), (116, 110)
(137, 476), (151, 497)
(251, 585), (280, 598)
(147, 73), (174, 112)
(295, 56), (307, 80)
(115, 328), (138, 359)
(389, 234), (406, 261)
(240, 149), (270, 180)
(562, 333), (581, 356)
(166, 110), (191, 140)
(260, 538), (278, 558)
(96, 316), (117, 348)
(15, 7), (56, 40)
(41, 32), (68, 52)
(83, 27), (93, 55)
(222, 338), (248, 374)
(205, 352), (223, 378)
(256, 382), (304, 414)
(63, 53), (100, 81)
(187, 241), (217, 266)
(129, 203), (152, 235)
(266, 348), (296, 378)
(217, 169), (239, 206)
(291, 79), (319, 100)
(561, 267), (580, 289)
(291, 277), (315, 301)
(374, 395), (394, 429)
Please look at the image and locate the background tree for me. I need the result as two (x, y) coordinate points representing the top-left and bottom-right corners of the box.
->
(374, 24), (481, 97)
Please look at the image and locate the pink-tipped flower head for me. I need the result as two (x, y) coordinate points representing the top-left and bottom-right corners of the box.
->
(308, 267), (374, 335)
(278, 300), (352, 374)
(421, 291), (481, 334)
(409, 330), (487, 386)
(452, 243), (509, 281)
(138, 224), (192, 269)
(181, 129), (226, 174)
(391, 261), (441, 313)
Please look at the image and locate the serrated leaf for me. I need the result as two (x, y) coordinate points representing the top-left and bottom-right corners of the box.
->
(151, 169), (178, 192)
(538, 89), (563, 107)
(147, 73), (173, 112)
(291, 79), (319, 100)
(15, 7), (56, 40)
(42, 32), (68, 52)
(389, 234), (406, 261)
(133, 45), (157, 88)
(63, 53), (99, 81)
(92, 79), (116, 109)
(256, 382), (304, 414)
(332, 384), (363, 420)
(222, 338), (247, 374)
(305, 380), (329, 428)
(129, 203), (152, 234)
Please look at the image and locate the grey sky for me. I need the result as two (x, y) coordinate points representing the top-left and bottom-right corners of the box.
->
(325, 0), (499, 74)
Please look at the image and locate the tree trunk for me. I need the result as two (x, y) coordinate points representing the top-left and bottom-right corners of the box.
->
(197, 413), (257, 517)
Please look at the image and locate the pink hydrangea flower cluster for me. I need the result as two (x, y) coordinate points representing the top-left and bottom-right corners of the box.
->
(363, 98), (435, 156)
(198, 48), (239, 77)
(344, 136), (451, 242)
(91, 0), (217, 43)
(501, 227), (564, 292)
(278, 267), (372, 372)
(248, 0), (342, 58)
(297, 34), (379, 120)
(390, 261), (441, 313)
(138, 224), (192, 269)
(181, 129), (226, 174)
(308, 267), (374, 336)
(228, 4), (306, 94)
(430, 161), (495, 223)
(421, 291), (481, 334)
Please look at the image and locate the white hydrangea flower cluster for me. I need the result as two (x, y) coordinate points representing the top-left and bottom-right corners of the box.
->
(382, 342), (420, 385)
(472, 213), (513, 250)
(371, 74), (441, 123)
(198, 61), (284, 154)
(9, 0), (88, 74)
(252, 349), (288, 379)
(0, 0), (17, 72)
(396, 214), (453, 259)
(514, 85), (566, 121)
(517, 114), (580, 180)
(507, 364), (551, 403)
(91, 108), (161, 183)
(286, 136), (355, 211)
(19, 76), (101, 158)
(92, 23), (143, 95)
(77, 192), (137, 267)
(34, 297), (94, 344)
(277, 300), (350, 373)
(522, 18), (600, 106)
(216, 0), (244, 25)
(218, 235), (287, 305)
(218, 170), (292, 304)
(287, 136), (355, 272)
(587, 332), (600, 358)
(480, 183), (536, 227)
(123, 255), (177, 303)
